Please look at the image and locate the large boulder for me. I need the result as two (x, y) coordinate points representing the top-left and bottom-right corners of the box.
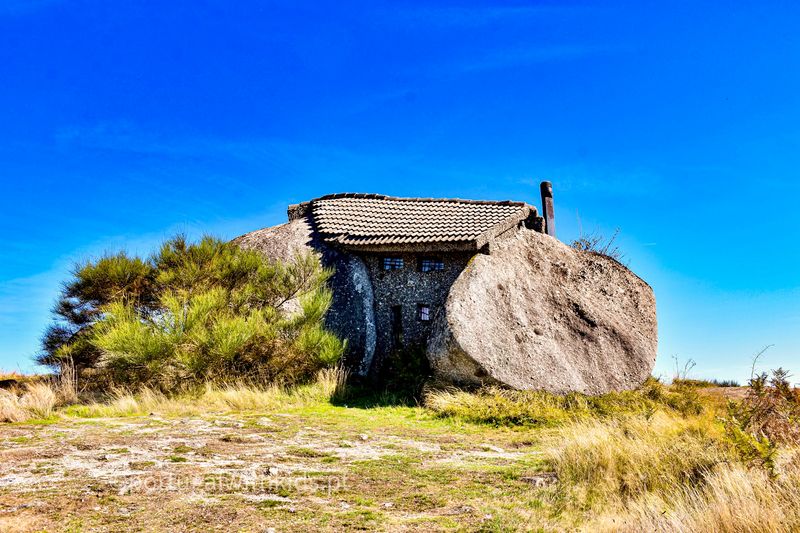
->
(427, 230), (657, 394)
(233, 220), (376, 376)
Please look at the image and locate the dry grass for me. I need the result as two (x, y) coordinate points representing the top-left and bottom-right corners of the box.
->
(549, 412), (732, 509)
(593, 454), (800, 532)
(53, 358), (79, 405)
(0, 369), (24, 380)
(0, 390), (26, 422)
(0, 367), (346, 421)
(542, 393), (800, 532)
(0, 362), (80, 422)
(0, 382), (58, 422)
(0, 369), (38, 386)
(428, 379), (799, 531)
(1, 367), (347, 421)
(65, 366), (348, 418)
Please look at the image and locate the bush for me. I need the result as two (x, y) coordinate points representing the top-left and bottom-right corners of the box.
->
(722, 368), (800, 475)
(39, 235), (345, 390)
(571, 228), (624, 262)
(726, 368), (800, 444)
(378, 346), (432, 401)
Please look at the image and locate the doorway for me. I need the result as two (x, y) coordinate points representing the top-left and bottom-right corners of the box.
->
(390, 305), (403, 348)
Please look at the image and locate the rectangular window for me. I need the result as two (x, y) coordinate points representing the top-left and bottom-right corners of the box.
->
(383, 257), (404, 270)
(417, 304), (431, 322)
(419, 258), (444, 272)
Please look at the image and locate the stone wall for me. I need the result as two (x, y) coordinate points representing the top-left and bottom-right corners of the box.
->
(359, 251), (474, 374)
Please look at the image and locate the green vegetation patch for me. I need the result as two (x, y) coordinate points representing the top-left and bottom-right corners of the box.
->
(285, 446), (335, 459)
(425, 377), (705, 427)
(39, 235), (345, 391)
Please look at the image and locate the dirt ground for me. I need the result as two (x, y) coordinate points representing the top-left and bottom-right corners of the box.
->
(0, 405), (554, 532)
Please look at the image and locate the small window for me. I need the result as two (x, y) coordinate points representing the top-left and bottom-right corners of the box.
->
(417, 304), (431, 322)
(419, 258), (444, 272)
(383, 257), (404, 270)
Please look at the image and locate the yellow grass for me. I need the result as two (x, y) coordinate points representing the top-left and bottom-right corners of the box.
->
(545, 410), (800, 532)
(0, 369), (23, 380)
(592, 455), (800, 532)
(0, 369), (36, 385)
(549, 412), (731, 507)
(0, 383), (58, 422)
(1, 367), (346, 420)
(428, 381), (800, 530)
(423, 378), (704, 426)
(65, 366), (348, 418)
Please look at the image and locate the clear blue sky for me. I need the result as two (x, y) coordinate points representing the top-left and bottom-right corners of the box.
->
(1, 1), (798, 381)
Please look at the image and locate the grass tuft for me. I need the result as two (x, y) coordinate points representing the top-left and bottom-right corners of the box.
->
(549, 412), (731, 509)
(592, 455), (800, 532)
(62, 367), (349, 418)
(0, 382), (60, 422)
(424, 378), (703, 427)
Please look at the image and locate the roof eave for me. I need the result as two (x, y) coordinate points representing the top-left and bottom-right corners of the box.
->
(334, 241), (480, 253)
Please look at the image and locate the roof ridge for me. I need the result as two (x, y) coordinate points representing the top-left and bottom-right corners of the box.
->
(311, 192), (527, 207)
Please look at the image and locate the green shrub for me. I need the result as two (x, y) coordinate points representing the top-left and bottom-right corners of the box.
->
(737, 369), (799, 442)
(722, 368), (800, 474)
(40, 235), (344, 389)
(379, 346), (432, 401)
(723, 412), (778, 476)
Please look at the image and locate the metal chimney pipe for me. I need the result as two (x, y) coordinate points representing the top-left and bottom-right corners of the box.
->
(540, 181), (556, 238)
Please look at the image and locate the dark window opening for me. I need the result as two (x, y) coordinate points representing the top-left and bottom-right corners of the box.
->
(383, 257), (404, 270)
(419, 258), (444, 272)
(417, 304), (431, 322)
(391, 305), (403, 347)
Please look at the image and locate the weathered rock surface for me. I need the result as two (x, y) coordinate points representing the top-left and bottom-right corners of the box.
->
(233, 220), (376, 376)
(233, 217), (318, 264)
(427, 230), (657, 394)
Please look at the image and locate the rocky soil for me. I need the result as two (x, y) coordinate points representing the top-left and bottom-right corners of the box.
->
(0, 407), (550, 532)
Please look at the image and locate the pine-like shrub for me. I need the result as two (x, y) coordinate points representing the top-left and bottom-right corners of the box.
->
(39, 236), (344, 389)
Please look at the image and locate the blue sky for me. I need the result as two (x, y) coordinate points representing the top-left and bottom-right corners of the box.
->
(1, 1), (798, 381)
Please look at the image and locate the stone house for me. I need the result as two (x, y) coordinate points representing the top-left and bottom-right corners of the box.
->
(235, 182), (657, 393)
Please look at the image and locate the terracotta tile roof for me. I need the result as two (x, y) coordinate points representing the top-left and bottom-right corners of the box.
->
(300, 193), (533, 248)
